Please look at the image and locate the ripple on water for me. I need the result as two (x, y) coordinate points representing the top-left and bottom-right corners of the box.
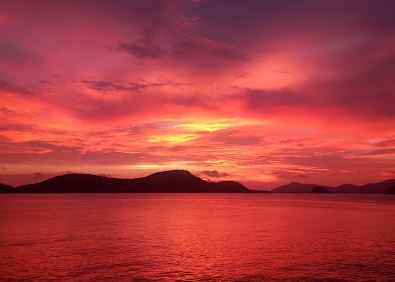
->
(0, 194), (394, 281)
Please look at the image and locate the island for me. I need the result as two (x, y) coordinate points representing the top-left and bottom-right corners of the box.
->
(0, 170), (267, 193)
(387, 186), (395, 194)
(271, 179), (395, 194)
(1, 171), (395, 194)
(310, 186), (330, 193)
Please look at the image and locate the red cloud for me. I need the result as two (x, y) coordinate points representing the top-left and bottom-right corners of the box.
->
(1, 0), (395, 188)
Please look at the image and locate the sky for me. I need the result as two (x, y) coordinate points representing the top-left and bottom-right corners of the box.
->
(1, 0), (395, 189)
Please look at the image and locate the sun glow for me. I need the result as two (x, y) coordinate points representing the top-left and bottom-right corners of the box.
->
(174, 119), (246, 132)
(148, 134), (199, 144)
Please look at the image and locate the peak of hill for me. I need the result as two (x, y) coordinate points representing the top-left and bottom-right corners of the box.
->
(6, 170), (250, 193)
(140, 170), (204, 185)
(148, 170), (195, 177)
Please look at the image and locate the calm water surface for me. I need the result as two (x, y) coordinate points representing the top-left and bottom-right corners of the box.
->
(0, 194), (394, 281)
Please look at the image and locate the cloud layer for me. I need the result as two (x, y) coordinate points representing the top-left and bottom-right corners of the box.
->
(0, 0), (395, 188)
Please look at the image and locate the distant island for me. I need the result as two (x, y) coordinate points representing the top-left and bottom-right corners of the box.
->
(387, 186), (395, 194)
(0, 170), (394, 194)
(271, 179), (395, 194)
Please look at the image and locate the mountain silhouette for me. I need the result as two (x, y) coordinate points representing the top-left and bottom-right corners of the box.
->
(331, 183), (360, 193)
(271, 182), (318, 193)
(1, 171), (395, 194)
(272, 179), (395, 194)
(3, 170), (252, 193)
(386, 186), (395, 194)
(0, 183), (14, 192)
(310, 186), (330, 193)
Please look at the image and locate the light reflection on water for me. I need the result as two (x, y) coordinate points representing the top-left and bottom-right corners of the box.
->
(0, 194), (394, 281)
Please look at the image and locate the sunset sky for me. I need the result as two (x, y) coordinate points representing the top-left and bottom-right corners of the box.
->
(1, 0), (395, 189)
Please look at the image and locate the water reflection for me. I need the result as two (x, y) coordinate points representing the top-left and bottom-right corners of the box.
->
(0, 194), (394, 281)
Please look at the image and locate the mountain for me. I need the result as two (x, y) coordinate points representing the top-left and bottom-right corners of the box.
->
(5, 170), (251, 193)
(311, 186), (330, 193)
(0, 183), (14, 192)
(329, 179), (395, 193)
(272, 179), (395, 194)
(2, 171), (394, 194)
(271, 182), (318, 193)
(386, 186), (395, 194)
(357, 179), (395, 194)
(331, 183), (360, 193)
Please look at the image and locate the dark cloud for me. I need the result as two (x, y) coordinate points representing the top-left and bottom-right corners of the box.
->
(243, 50), (395, 121)
(0, 0), (178, 28)
(0, 106), (13, 114)
(362, 148), (395, 156)
(0, 140), (79, 153)
(81, 79), (176, 93)
(200, 170), (229, 178)
(0, 80), (35, 96)
(82, 80), (130, 92)
(211, 130), (262, 145)
(245, 88), (308, 110)
(0, 38), (37, 66)
(188, 0), (395, 45)
(50, 87), (217, 121)
(0, 138), (167, 165)
(117, 38), (162, 60)
(0, 123), (36, 132)
(373, 139), (395, 147)
(171, 35), (247, 71)
(116, 23), (247, 72)
(272, 171), (308, 180)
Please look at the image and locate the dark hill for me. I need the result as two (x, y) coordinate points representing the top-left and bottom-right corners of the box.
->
(272, 179), (395, 194)
(330, 183), (360, 193)
(8, 170), (250, 193)
(330, 179), (395, 193)
(0, 183), (14, 192)
(271, 182), (318, 193)
(386, 186), (395, 194)
(310, 186), (330, 193)
(358, 179), (395, 194)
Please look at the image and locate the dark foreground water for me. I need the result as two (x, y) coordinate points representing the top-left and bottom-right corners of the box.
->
(0, 194), (394, 282)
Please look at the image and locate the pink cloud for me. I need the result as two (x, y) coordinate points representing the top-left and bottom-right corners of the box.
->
(1, 0), (395, 188)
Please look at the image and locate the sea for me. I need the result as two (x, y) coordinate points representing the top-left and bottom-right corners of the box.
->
(0, 194), (394, 281)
